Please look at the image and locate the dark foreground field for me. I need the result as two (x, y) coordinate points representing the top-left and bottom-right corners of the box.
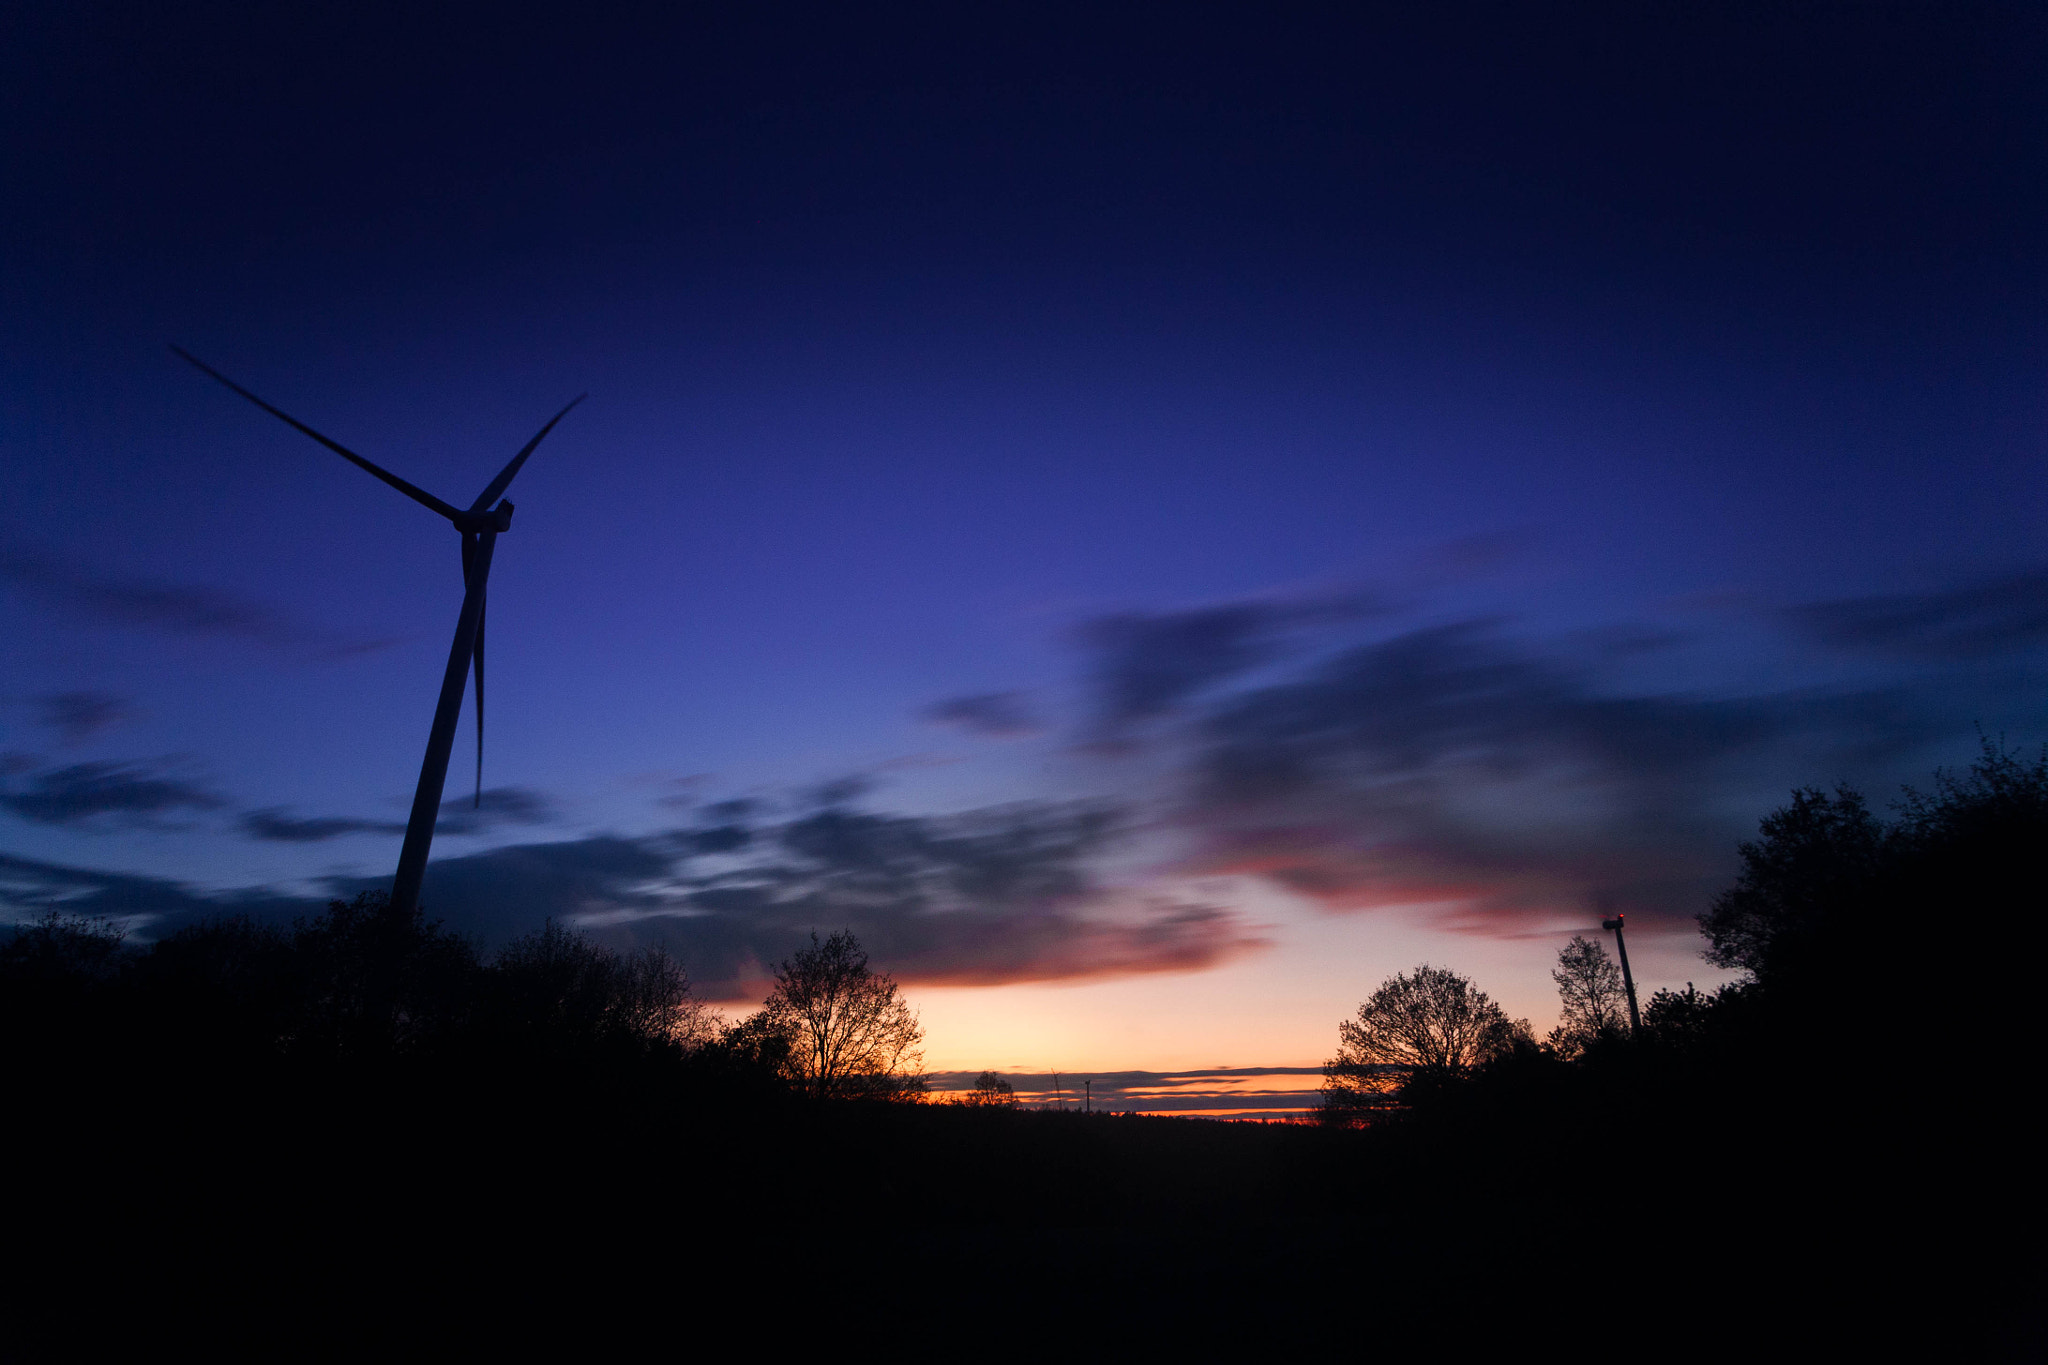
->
(12, 1046), (2032, 1356)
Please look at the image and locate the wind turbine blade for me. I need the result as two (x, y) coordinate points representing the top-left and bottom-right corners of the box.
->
(470, 394), (586, 513)
(170, 346), (464, 522)
(473, 591), (486, 808)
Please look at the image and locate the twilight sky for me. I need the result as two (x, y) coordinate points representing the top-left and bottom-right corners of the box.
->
(4, 3), (2044, 1074)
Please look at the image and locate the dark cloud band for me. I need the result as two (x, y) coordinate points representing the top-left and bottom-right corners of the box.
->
(5, 801), (1269, 1000)
(0, 761), (226, 829)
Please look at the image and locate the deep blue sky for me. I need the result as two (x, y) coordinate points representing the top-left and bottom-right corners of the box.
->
(4, 3), (2044, 1065)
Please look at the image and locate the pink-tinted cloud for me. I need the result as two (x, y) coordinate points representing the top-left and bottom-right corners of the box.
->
(1168, 616), (1958, 938)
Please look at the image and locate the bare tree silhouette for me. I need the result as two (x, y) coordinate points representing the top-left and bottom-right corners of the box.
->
(1318, 964), (1528, 1122)
(960, 1069), (1017, 1107)
(1547, 935), (1629, 1058)
(756, 931), (926, 1101)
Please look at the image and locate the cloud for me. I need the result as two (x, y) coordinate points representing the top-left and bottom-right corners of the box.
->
(651, 774), (714, 810)
(1412, 528), (1539, 582)
(703, 798), (761, 822)
(239, 808), (408, 843)
(0, 545), (303, 645)
(923, 692), (1041, 738)
(1174, 618), (1950, 936)
(0, 804), (1268, 1003)
(0, 761), (228, 829)
(337, 833), (680, 940)
(317, 801), (1269, 999)
(630, 803), (1267, 997)
(235, 786), (558, 843)
(1075, 595), (1383, 737)
(35, 691), (134, 745)
(0, 852), (313, 931)
(1786, 569), (2048, 659)
(433, 786), (557, 836)
(803, 775), (875, 808)
(1078, 605), (1287, 730)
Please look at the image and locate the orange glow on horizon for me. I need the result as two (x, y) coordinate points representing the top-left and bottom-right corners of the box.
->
(898, 885), (1741, 1075)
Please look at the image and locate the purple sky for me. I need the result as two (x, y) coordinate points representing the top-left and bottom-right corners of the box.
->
(4, 4), (2044, 1068)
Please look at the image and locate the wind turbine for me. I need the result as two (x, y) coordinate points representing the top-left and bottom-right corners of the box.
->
(173, 346), (584, 918)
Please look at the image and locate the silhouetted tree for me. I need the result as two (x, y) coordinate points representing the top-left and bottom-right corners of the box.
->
(1547, 935), (1629, 1058)
(1890, 737), (2048, 919)
(1638, 980), (1748, 1054)
(1701, 738), (2047, 1001)
(755, 930), (926, 1101)
(960, 1069), (1017, 1107)
(1881, 738), (2048, 1072)
(1318, 964), (1528, 1122)
(1698, 784), (1887, 983)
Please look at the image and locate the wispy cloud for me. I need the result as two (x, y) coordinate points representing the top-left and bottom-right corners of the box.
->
(0, 544), (302, 644)
(1172, 615), (1950, 936)
(923, 691), (1041, 738)
(1786, 569), (2048, 659)
(34, 691), (134, 745)
(0, 543), (393, 657)
(238, 808), (408, 843)
(326, 802), (1270, 998)
(433, 786), (557, 836)
(0, 852), (312, 931)
(1075, 594), (1384, 743)
(0, 761), (227, 829)
(237, 785), (559, 843)
(25, 794), (1252, 998)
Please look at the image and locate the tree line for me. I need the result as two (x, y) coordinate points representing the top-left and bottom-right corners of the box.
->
(1, 900), (928, 1101)
(1312, 736), (2047, 1124)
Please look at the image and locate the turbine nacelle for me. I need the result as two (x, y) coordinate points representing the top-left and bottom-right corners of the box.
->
(454, 501), (515, 535)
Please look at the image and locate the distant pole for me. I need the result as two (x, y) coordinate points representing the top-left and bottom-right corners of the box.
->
(1053, 1072), (1063, 1110)
(1601, 914), (1642, 1033)
(1084, 1079), (1091, 1114)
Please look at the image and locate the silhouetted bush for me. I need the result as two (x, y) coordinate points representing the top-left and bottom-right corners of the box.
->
(480, 920), (715, 1062)
(0, 910), (129, 1061)
(284, 890), (481, 1057)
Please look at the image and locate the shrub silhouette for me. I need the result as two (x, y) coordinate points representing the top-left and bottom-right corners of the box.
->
(960, 1069), (1017, 1107)
(284, 890), (480, 1057)
(483, 920), (715, 1059)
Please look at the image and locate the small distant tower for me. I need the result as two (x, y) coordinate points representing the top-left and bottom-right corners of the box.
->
(1601, 913), (1642, 1033)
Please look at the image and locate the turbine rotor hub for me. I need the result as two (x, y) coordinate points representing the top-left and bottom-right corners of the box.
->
(454, 502), (515, 534)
